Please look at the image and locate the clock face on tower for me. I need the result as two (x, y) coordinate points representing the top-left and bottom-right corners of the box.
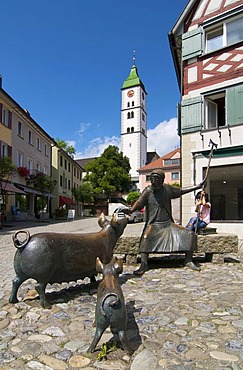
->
(127, 90), (134, 98)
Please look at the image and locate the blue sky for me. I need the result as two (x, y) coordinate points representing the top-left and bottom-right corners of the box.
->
(1, 0), (188, 158)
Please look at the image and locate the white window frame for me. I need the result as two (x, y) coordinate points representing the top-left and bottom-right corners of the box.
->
(27, 157), (34, 171)
(2, 106), (9, 126)
(17, 151), (23, 167)
(204, 92), (226, 129)
(1, 142), (8, 157)
(36, 137), (41, 150)
(18, 121), (22, 136)
(28, 130), (32, 144)
(205, 14), (243, 53)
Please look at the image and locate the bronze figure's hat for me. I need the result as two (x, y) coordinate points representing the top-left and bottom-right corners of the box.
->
(150, 169), (165, 178)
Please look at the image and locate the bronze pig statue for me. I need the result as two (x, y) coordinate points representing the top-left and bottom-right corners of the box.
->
(9, 213), (128, 308)
(87, 256), (131, 354)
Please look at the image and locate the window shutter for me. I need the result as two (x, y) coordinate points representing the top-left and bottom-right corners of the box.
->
(8, 145), (12, 159)
(181, 96), (202, 133)
(182, 28), (203, 61)
(8, 110), (12, 129)
(227, 85), (243, 126)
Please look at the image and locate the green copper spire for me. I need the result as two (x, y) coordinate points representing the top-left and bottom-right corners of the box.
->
(121, 55), (146, 92)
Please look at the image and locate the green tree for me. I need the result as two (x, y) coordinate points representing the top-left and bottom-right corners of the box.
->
(0, 157), (16, 214)
(55, 138), (76, 158)
(0, 157), (16, 180)
(34, 175), (55, 220)
(72, 182), (94, 205)
(83, 145), (132, 196)
(127, 191), (140, 206)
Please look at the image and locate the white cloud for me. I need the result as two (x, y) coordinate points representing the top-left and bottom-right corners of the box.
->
(78, 122), (91, 137)
(75, 136), (121, 159)
(147, 117), (180, 156)
(66, 140), (76, 147)
(74, 117), (179, 159)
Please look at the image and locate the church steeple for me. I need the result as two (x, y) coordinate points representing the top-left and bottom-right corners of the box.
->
(120, 57), (147, 189)
(122, 63), (146, 92)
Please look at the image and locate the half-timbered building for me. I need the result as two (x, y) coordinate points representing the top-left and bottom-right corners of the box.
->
(169, 0), (243, 236)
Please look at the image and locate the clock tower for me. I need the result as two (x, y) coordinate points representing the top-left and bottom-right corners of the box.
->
(121, 59), (147, 189)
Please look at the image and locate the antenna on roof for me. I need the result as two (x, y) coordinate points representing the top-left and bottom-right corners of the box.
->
(133, 50), (136, 65)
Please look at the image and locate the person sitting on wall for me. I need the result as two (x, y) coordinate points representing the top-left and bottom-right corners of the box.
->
(123, 169), (206, 274)
(185, 191), (211, 233)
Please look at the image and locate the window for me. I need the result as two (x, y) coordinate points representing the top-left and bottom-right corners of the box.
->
(127, 127), (130, 133)
(36, 137), (41, 150)
(2, 106), (9, 127)
(164, 158), (180, 166)
(131, 111), (134, 118)
(132, 101), (134, 107)
(44, 166), (48, 175)
(0, 141), (8, 157)
(60, 175), (63, 187)
(18, 121), (22, 136)
(205, 92), (225, 129)
(36, 162), (41, 172)
(205, 15), (243, 53)
(17, 151), (23, 167)
(27, 157), (33, 171)
(68, 162), (71, 172)
(60, 155), (63, 167)
(131, 127), (134, 132)
(127, 102), (130, 107)
(68, 179), (71, 190)
(64, 159), (67, 170)
(28, 130), (32, 144)
(127, 112), (130, 119)
(172, 172), (180, 180)
(142, 113), (145, 121)
(44, 144), (48, 156)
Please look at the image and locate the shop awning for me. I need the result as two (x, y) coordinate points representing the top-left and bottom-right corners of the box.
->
(17, 186), (42, 195)
(59, 196), (75, 206)
(1, 181), (26, 194)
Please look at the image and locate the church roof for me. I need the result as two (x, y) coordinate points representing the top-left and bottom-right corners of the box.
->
(121, 64), (147, 93)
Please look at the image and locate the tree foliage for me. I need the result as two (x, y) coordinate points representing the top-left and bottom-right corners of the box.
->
(55, 138), (76, 158)
(34, 174), (55, 195)
(72, 182), (94, 204)
(126, 191), (140, 205)
(83, 145), (132, 196)
(0, 157), (16, 182)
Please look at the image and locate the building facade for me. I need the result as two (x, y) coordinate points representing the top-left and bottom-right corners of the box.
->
(121, 62), (147, 187)
(0, 77), (54, 221)
(169, 0), (243, 236)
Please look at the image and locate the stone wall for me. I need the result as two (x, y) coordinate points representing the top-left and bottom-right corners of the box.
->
(114, 233), (238, 264)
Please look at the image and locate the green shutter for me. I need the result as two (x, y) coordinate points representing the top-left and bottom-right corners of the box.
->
(227, 84), (243, 126)
(181, 96), (202, 133)
(182, 28), (203, 61)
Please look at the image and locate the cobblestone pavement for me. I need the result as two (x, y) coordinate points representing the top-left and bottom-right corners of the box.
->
(0, 218), (242, 369)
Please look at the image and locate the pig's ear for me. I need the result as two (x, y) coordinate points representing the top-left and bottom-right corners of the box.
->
(96, 257), (103, 273)
(114, 258), (123, 274)
(111, 213), (118, 228)
(98, 213), (108, 228)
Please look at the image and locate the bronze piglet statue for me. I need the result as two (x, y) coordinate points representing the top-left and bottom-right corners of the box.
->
(87, 256), (131, 354)
(9, 213), (128, 308)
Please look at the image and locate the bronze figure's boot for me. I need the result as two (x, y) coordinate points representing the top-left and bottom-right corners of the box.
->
(134, 253), (149, 275)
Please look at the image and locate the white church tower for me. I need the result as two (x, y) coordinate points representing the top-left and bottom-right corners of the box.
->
(121, 57), (147, 189)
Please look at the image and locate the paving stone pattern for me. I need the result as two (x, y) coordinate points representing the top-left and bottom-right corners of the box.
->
(0, 219), (242, 369)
